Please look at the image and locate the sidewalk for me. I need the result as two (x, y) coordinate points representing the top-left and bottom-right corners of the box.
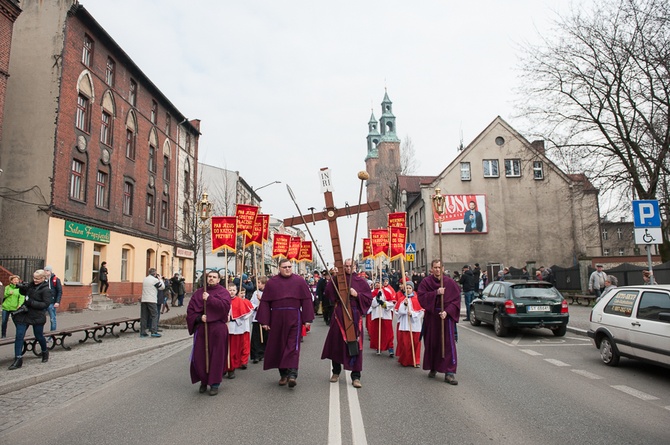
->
(0, 300), (192, 395)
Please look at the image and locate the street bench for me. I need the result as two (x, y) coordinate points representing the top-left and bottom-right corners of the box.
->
(41, 324), (104, 353)
(94, 317), (140, 338)
(567, 294), (596, 306)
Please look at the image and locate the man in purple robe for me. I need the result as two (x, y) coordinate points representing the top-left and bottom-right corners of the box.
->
(187, 270), (231, 396)
(321, 258), (373, 389)
(256, 258), (314, 388)
(417, 259), (460, 385)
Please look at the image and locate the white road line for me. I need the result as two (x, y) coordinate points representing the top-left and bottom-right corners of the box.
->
(345, 371), (368, 445)
(571, 369), (602, 379)
(458, 325), (514, 346)
(520, 349), (543, 356)
(664, 406), (670, 411)
(328, 367), (341, 445)
(544, 358), (571, 367)
(611, 385), (659, 401)
(511, 334), (523, 346)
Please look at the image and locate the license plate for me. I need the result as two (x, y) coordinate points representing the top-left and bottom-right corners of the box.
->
(527, 305), (550, 312)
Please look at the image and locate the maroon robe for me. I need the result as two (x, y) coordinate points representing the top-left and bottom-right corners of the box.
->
(321, 273), (373, 371)
(187, 284), (231, 386)
(417, 273), (460, 374)
(256, 273), (314, 371)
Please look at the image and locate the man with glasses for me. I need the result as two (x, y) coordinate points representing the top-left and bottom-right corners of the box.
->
(256, 258), (314, 388)
(321, 259), (373, 389)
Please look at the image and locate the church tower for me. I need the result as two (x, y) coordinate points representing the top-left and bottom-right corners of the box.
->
(365, 90), (401, 231)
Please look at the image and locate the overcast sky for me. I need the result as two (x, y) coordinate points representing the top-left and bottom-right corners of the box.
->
(82, 0), (574, 267)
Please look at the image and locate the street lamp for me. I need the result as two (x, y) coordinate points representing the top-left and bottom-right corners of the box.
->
(253, 180), (281, 192)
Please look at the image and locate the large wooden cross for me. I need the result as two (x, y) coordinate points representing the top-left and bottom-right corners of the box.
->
(283, 168), (379, 355)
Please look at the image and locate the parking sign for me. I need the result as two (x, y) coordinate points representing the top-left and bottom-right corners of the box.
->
(633, 200), (661, 228)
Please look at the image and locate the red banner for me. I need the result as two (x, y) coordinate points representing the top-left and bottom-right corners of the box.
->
(388, 212), (406, 228)
(298, 241), (313, 262)
(272, 234), (290, 258)
(362, 238), (373, 259)
(389, 226), (407, 261)
(260, 214), (270, 242)
(287, 237), (301, 261)
(370, 228), (389, 258)
(211, 216), (237, 253)
(236, 204), (259, 238)
(244, 214), (264, 247)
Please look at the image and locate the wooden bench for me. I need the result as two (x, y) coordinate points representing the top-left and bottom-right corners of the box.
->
(567, 294), (597, 306)
(94, 317), (140, 338)
(39, 324), (104, 353)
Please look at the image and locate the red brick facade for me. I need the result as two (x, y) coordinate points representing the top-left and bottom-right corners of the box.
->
(0, 0), (21, 148)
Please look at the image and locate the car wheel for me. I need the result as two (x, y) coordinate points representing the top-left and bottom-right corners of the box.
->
(493, 314), (508, 337)
(470, 308), (481, 326)
(600, 336), (620, 366)
(552, 324), (567, 337)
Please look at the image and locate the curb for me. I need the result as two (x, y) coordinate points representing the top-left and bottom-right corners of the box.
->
(567, 326), (588, 337)
(0, 336), (190, 395)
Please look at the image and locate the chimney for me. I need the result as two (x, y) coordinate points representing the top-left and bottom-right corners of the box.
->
(531, 140), (545, 155)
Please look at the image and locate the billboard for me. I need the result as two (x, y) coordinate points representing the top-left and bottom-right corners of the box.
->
(433, 194), (487, 234)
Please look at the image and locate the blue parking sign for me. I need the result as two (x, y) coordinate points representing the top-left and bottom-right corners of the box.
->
(633, 200), (661, 227)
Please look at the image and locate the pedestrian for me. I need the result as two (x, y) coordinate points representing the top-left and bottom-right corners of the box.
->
(43, 266), (62, 333)
(140, 268), (164, 338)
(394, 280), (424, 367)
(170, 273), (186, 307)
(241, 274), (256, 300)
(9, 269), (51, 370)
(317, 269), (332, 325)
(459, 264), (476, 321)
(256, 258), (315, 388)
(2, 275), (24, 338)
(417, 259), (461, 385)
(321, 258), (373, 389)
(186, 269), (231, 396)
(99, 261), (109, 295)
(160, 277), (172, 314)
(588, 264), (608, 298)
(226, 282), (254, 379)
(250, 275), (268, 364)
(369, 278), (396, 357)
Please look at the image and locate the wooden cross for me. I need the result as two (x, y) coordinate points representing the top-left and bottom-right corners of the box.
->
(283, 168), (379, 354)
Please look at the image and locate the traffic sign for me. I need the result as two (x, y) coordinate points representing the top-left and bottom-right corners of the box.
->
(406, 253), (415, 262)
(633, 200), (661, 227)
(634, 227), (662, 245)
(405, 243), (416, 254)
(364, 258), (373, 271)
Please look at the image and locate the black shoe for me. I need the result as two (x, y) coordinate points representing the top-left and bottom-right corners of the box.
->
(209, 386), (219, 396)
(8, 357), (22, 370)
(445, 374), (458, 385)
(428, 370), (436, 378)
(227, 371), (236, 379)
(252, 359), (259, 364)
(42, 350), (49, 363)
(288, 377), (297, 388)
(199, 384), (207, 393)
(240, 364), (247, 370)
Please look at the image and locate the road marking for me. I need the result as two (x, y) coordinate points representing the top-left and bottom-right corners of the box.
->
(611, 385), (659, 401)
(458, 325), (514, 346)
(511, 334), (523, 346)
(328, 367), (341, 445)
(345, 371), (368, 445)
(571, 369), (602, 379)
(544, 358), (571, 367)
(520, 349), (543, 356)
(664, 406), (670, 411)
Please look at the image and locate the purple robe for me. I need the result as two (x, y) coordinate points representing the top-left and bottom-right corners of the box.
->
(417, 274), (460, 374)
(256, 273), (314, 370)
(320, 273), (373, 371)
(187, 284), (231, 386)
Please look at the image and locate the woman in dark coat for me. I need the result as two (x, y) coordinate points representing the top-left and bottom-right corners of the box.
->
(9, 269), (51, 370)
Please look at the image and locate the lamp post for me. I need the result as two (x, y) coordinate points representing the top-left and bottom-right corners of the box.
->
(253, 180), (281, 192)
(196, 192), (212, 373)
(431, 187), (446, 358)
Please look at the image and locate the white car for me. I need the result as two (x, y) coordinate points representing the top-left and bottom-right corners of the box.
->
(588, 285), (670, 368)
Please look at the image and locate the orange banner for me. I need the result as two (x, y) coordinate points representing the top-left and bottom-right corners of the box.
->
(272, 234), (291, 258)
(287, 237), (301, 261)
(389, 226), (407, 260)
(298, 241), (313, 262)
(388, 212), (406, 228)
(211, 216), (237, 253)
(362, 238), (373, 259)
(244, 214), (264, 247)
(260, 214), (270, 242)
(236, 204), (259, 238)
(370, 228), (389, 258)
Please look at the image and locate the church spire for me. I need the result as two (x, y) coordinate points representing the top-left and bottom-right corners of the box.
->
(366, 110), (381, 160)
(380, 90), (399, 142)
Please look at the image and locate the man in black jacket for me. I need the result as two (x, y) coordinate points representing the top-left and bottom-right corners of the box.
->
(459, 265), (477, 321)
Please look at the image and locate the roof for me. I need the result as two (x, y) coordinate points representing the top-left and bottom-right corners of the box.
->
(397, 175), (437, 193)
(567, 173), (597, 192)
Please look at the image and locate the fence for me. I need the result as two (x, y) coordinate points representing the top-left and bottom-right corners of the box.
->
(0, 256), (45, 281)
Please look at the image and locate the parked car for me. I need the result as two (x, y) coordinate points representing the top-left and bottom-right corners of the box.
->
(588, 285), (670, 368)
(469, 280), (569, 337)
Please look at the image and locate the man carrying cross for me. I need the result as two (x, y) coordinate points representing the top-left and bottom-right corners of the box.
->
(321, 259), (372, 389)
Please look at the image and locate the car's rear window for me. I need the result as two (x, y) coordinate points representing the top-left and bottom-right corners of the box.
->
(511, 285), (560, 299)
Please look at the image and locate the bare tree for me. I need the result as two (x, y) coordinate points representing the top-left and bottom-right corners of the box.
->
(517, 0), (670, 259)
(385, 135), (420, 212)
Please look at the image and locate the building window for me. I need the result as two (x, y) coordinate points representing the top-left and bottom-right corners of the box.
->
(165, 113), (171, 136)
(533, 161), (544, 180)
(65, 240), (83, 283)
(184, 160), (191, 196)
(483, 160), (499, 178)
(105, 57), (115, 86)
(183, 202), (190, 237)
(149, 144), (157, 173)
(146, 193), (155, 224)
(100, 111), (112, 145)
(123, 181), (133, 215)
(95, 171), (108, 209)
(460, 162), (471, 181)
(75, 94), (90, 132)
(82, 34), (93, 66)
(126, 129), (136, 160)
(418, 206), (425, 226)
(603, 248), (610, 256)
(151, 100), (158, 124)
(161, 200), (169, 229)
(70, 159), (85, 201)
(185, 133), (192, 154)
(163, 155), (170, 181)
(617, 228), (623, 240)
(602, 229), (608, 240)
(129, 79), (137, 106)
(121, 248), (129, 281)
(619, 247), (625, 256)
(504, 159), (521, 177)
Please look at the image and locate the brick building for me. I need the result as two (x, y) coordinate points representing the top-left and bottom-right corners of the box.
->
(0, 1), (198, 309)
(0, 0), (21, 151)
